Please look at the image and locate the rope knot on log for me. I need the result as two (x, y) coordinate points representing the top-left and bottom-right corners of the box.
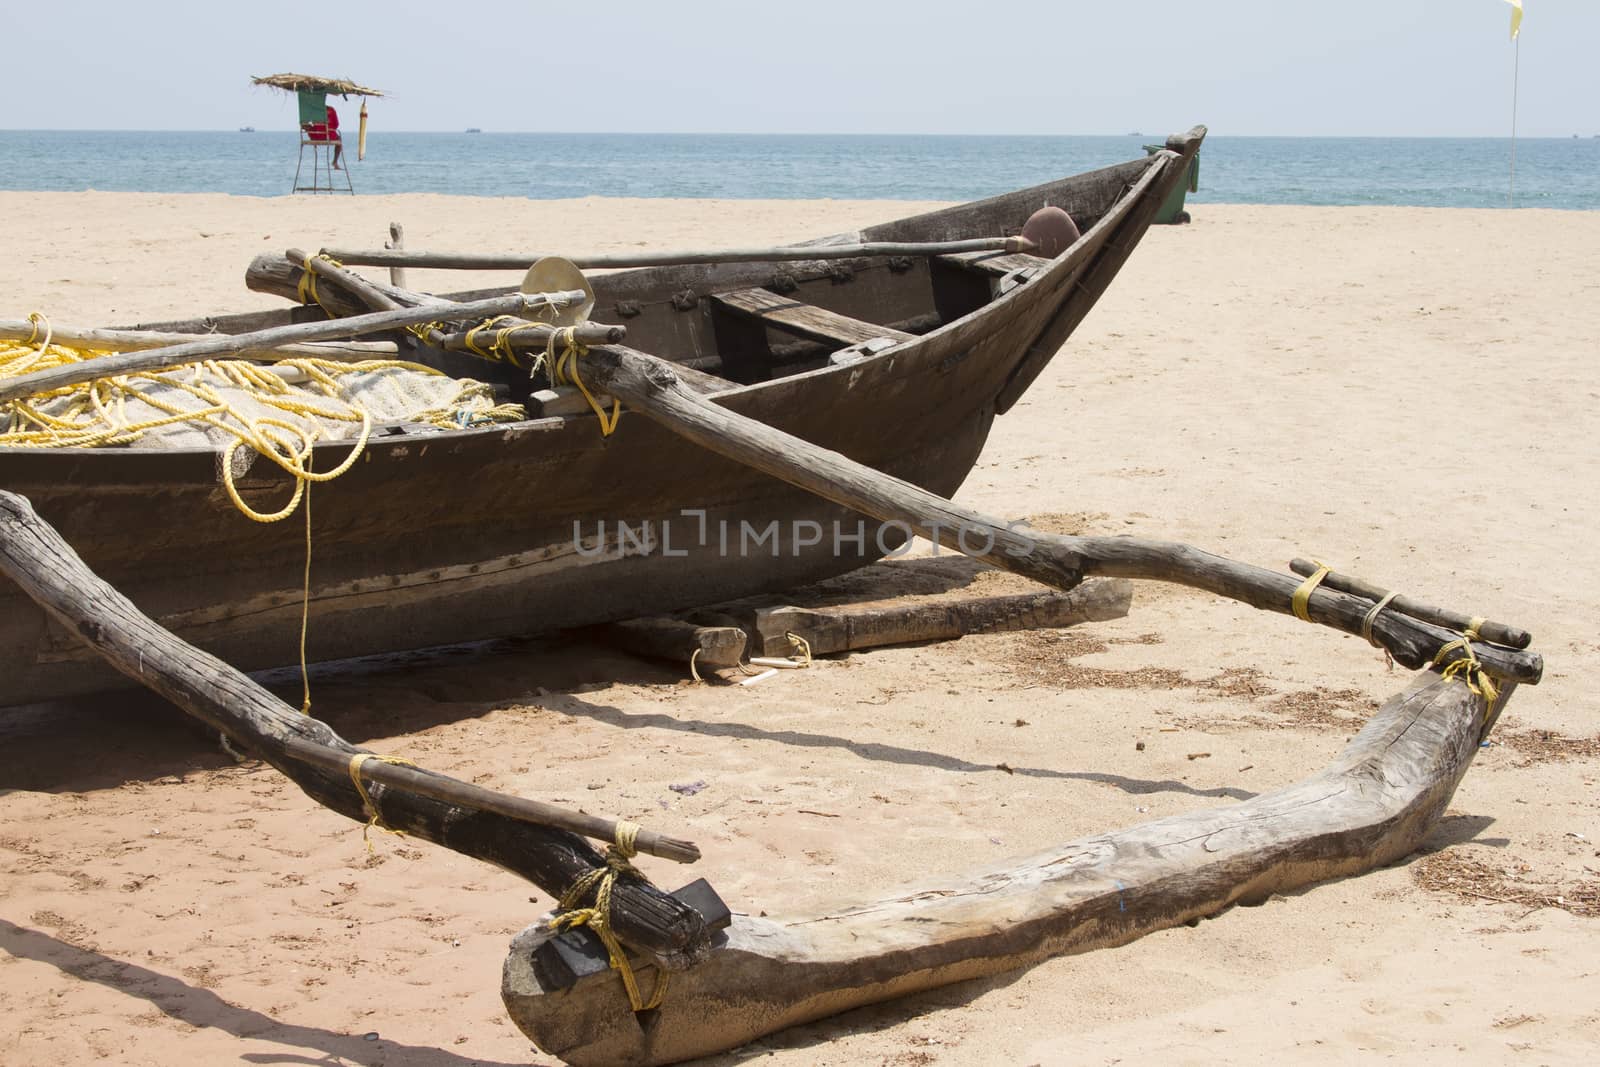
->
(547, 822), (669, 1014)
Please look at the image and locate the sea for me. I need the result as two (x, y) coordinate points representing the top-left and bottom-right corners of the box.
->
(2, 131), (1597, 209)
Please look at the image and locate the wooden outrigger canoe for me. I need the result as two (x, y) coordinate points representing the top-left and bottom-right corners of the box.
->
(0, 127), (1205, 707)
(0, 120), (1549, 1065)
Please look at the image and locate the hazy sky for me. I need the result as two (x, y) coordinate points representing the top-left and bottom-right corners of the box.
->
(6, 1), (1596, 137)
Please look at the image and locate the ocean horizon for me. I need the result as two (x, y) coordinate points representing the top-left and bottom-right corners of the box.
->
(2, 131), (1596, 209)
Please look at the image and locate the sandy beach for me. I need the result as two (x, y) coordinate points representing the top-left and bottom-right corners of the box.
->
(1, 192), (1597, 1066)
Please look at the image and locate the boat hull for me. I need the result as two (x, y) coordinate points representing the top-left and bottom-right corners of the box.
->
(0, 131), (1204, 706)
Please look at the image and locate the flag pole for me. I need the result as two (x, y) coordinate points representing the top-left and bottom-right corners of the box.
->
(1509, 32), (1520, 207)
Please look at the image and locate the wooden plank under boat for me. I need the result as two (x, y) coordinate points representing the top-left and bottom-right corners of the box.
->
(0, 127), (1205, 707)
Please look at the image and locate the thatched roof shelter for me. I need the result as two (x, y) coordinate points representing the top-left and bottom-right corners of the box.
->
(251, 73), (385, 97)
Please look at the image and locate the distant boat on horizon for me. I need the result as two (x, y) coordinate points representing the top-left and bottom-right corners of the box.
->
(239, 126), (255, 133)
(465, 127), (482, 134)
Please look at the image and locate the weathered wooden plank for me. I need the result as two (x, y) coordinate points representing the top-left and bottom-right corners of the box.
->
(937, 249), (1054, 278)
(712, 289), (915, 348)
(745, 578), (1131, 656)
(504, 672), (1510, 1065)
(602, 617), (746, 670)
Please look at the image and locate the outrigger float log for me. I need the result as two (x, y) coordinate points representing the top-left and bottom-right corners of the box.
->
(0, 126), (1544, 1063)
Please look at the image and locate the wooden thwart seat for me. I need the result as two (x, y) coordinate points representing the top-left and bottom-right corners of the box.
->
(937, 249), (1054, 278)
(712, 287), (913, 349)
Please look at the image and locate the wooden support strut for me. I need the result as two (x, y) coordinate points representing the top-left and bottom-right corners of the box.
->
(574, 346), (1542, 686)
(0, 490), (713, 963)
(385, 221), (408, 289)
(743, 579), (1132, 657)
(1288, 557), (1531, 649)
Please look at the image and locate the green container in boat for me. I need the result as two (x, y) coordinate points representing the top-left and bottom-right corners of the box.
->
(1143, 144), (1199, 224)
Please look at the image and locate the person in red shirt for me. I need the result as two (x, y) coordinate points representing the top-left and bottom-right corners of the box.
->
(326, 105), (345, 169)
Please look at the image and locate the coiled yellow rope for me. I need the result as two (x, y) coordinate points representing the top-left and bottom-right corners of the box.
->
(2, 325), (523, 519)
(4, 315), (529, 714)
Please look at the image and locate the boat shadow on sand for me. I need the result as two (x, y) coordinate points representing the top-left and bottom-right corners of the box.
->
(2, 555), (1252, 804)
(0, 918), (523, 1067)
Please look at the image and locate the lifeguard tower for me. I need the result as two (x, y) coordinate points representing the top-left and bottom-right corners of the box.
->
(250, 73), (384, 195)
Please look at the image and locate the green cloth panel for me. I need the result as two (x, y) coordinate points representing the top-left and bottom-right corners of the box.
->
(297, 91), (328, 126)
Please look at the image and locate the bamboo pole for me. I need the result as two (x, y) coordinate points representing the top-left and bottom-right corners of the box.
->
(0, 290), (587, 404)
(280, 737), (700, 863)
(0, 319), (398, 362)
(318, 236), (1039, 272)
(1288, 558), (1530, 649)
(574, 345), (1542, 686)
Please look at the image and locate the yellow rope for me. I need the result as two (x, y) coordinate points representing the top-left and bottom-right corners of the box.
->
(1291, 559), (1331, 623)
(4, 326), (526, 715)
(461, 315), (552, 372)
(548, 327), (621, 435)
(547, 821), (667, 1013)
(1361, 589), (1399, 669)
(1, 336), (459, 522)
(295, 253), (346, 317)
(786, 632), (813, 667)
(347, 753), (419, 850)
(1432, 622), (1499, 712)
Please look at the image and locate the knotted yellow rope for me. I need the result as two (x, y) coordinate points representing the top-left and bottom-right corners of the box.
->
(348, 753), (419, 850)
(1432, 622), (1499, 712)
(548, 327), (621, 435)
(296, 253), (346, 317)
(461, 315), (556, 372)
(547, 821), (667, 1013)
(1291, 559), (1331, 622)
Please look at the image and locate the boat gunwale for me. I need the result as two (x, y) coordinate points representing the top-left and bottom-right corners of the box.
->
(0, 150), (1169, 464)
